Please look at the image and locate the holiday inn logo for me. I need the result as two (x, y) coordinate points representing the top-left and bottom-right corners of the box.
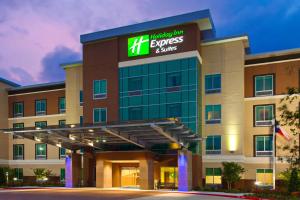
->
(128, 35), (150, 57)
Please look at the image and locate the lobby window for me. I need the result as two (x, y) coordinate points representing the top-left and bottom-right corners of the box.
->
(35, 121), (47, 129)
(59, 148), (66, 159)
(128, 77), (142, 95)
(13, 102), (24, 117)
(160, 167), (178, 188)
(166, 72), (181, 92)
(60, 168), (65, 183)
(13, 168), (23, 181)
(255, 74), (274, 96)
(13, 144), (24, 160)
(93, 108), (107, 123)
(35, 143), (47, 160)
(13, 123), (24, 130)
(128, 107), (143, 120)
(254, 105), (274, 126)
(205, 168), (222, 185)
(59, 120), (66, 128)
(205, 105), (221, 124)
(59, 97), (66, 114)
(255, 135), (273, 157)
(80, 90), (83, 106)
(93, 80), (107, 99)
(205, 74), (221, 94)
(35, 99), (46, 116)
(206, 135), (221, 155)
(166, 103), (182, 118)
(256, 169), (273, 186)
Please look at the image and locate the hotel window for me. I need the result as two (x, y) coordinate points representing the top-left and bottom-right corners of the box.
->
(13, 144), (24, 160)
(160, 167), (178, 187)
(256, 169), (273, 186)
(59, 97), (66, 113)
(205, 168), (222, 185)
(13, 168), (23, 181)
(80, 116), (83, 126)
(59, 120), (66, 127)
(79, 90), (83, 106)
(35, 143), (47, 160)
(128, 107), (143, 120)
(35, 121), (47, 129)
(59, 148), (66, 159)
(128, 77), (142, 95)
(254, 105), (274, 126)
(255, 135), (273, 156)
(206, 135), (221, 155)
(93, 80), (107, 99)
(60, 168), (65, 183)
(13, 123), (24, 130)
(255, 74), (274, 96)
(166, 103), (182, 118)
(205, 105), (221, 124)
(13, 102), (24, 117)
(93, 108), (107, 123)
(166, 72), (181, 92)
(35, 99), (46, 116)
(205, 74), (221, 94)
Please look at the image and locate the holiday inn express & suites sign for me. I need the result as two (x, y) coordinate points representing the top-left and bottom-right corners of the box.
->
(128, 29), (184, 57)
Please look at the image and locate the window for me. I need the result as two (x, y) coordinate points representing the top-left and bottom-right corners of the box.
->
(254, 105), (274, 126)
(35, 121), (47, 129)
(80, 116), (83, 126)
(128, 77), (142, 95)
(13, 123), (24, 130)
(256, 169), (273, 186)
(80, 90), (83, 106)
(255, 135), (273, 156)
(160, 167), (178, 187)
(206, 135), (221, 154)
(60, 168), (65, 183)
(59, 120), (66, 127)
(205, 105), (221, 124)
(35, 100), (46, 116)
(13, 102), (24, 117)
(166, 103), (182, 118)
(205, 74), (221, 94)
(93, 108), (107, 123)
(255, 75), (273, 96)
(166, 72), (181, 92)
(59, 97), (66, 113)
(13, 144), (24, 160)
(59, 148), (66, 159)
(35, 143), (47, 160)
(13, 168), (23, 181)
(93, 80), (107, 99)
(205, 168), (222, 185)
(128, 107), (143, 120)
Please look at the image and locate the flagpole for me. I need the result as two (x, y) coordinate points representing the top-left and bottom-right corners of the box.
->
(272, 119), (276, 190)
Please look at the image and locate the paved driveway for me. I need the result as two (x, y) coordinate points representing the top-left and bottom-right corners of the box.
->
(0, 188), (244, 200)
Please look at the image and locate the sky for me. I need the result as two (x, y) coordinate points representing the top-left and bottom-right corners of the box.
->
(1, 0), (300, 86)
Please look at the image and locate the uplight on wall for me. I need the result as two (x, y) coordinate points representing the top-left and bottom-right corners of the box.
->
(227, 134), (238, 153)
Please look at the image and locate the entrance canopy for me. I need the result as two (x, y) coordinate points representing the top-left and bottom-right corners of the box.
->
(2, 119), (200, 151)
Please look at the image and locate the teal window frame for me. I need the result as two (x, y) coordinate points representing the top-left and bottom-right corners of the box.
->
(13, 102), (24, 117)
(80, 116), (83, 126)
(35, 121), (47, 129)
(166, 72), (181, 87)
(254, 74), (273, 96)
(255, 135), (273, 157)
(80, 90), (83, 106)
(35, 99), (46, 116)
(254, 105), (274, 126)
(13, 123), (24, 130)
(128, 77), (142, 96)
(93, 108), (107, 123)
(205, 105), (221, 124)
(59, 120), (66, 127)
(59, 97), (66, 114)
(206, 135), (221, 155)
(93, 80), (107, 99)
(13, 144), (24, 160)
(14, 168), (23, 181)
(60, 168), (65, 182)
(59, 148), (66, 159)
(128, 106), (143, 120)
(35, 143), (47, 160)
(205, 74), (221, 94)
(166, 103), (182, 118)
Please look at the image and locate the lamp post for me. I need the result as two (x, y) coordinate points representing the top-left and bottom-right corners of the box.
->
(5, 171), (9, 185)
(272, 119), (276, 190)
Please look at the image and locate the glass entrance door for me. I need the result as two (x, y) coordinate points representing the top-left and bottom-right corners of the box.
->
(121, 167), (140, 188)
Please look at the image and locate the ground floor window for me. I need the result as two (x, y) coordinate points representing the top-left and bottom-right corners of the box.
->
(13, 168), (23, 181)
(160, 167), (178, 188)
(256, 169), (273, 186)
(205, 168), (222, 185)
(60, 168), (65, 183)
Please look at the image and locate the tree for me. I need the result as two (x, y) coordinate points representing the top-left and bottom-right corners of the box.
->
(222, 162), (245, 191)
(32, 168), (53, 182)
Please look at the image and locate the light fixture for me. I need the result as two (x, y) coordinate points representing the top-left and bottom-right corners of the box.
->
(34, 137), (41, 142)
(13, 177), (17, 181)
(70, 124), (76, 128)
(88, 129), (94, 133)
(102, 139), (106, 143)
(56, 143), (62, 148)
(36, 127), (41, 130)
(96, 139), (100, 143)
(69, 135), (75, 140)
(88, 141), (94, 146)
(39, 147), (44, 151)
(254, 181), (261, 186)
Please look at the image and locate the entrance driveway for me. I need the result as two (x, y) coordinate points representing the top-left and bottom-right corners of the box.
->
(0, 188), (245, 200)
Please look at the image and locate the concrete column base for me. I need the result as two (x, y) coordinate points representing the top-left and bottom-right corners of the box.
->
(139, 159), (154, 190)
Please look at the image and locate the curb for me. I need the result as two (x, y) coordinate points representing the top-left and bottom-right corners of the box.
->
(185, 192), (263, 200)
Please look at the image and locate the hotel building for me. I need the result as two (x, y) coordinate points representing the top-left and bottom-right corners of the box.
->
(0, 10), (299, 190)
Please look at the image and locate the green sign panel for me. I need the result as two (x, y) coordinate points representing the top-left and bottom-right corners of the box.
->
(128, 35), (150, 57)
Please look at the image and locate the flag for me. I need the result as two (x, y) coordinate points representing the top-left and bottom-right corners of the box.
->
(275, 124), (291, 140)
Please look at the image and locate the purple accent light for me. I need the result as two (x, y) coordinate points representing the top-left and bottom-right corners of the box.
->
(65, 155), (73, 187)
(178, 152), (189, 191)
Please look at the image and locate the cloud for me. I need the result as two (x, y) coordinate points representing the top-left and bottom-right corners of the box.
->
(39, 46), (81, 82)
(0, 66), (34, 85)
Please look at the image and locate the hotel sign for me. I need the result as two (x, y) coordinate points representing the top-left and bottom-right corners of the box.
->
(128, 30), (184, 57)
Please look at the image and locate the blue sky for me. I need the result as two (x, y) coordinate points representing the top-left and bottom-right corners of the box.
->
(0, 0), (300, 85)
